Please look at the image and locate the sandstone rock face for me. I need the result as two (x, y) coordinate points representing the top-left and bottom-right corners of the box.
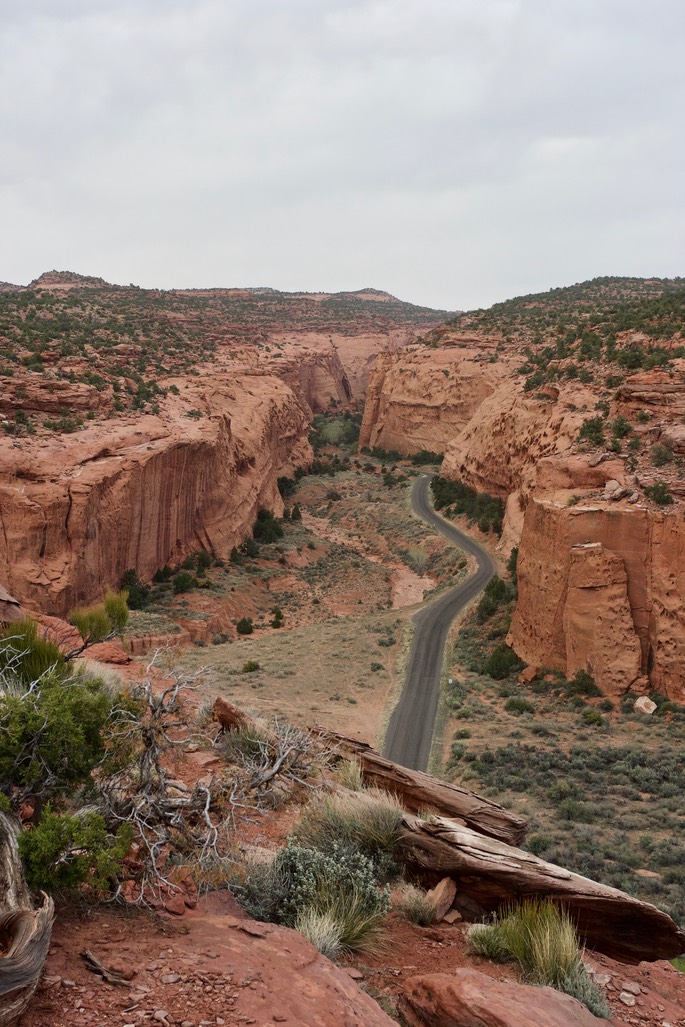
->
(361, 349), (685, 699)
(265, 342), (353, 411)
(441, 380), (598, 497)
(401, 970), (610, 1027)
(270, 328), (416, 401)
(359, 349), (504, 455)
(0, 375), (311, 614)
(563, 543), (642, 694)
(509, 498), (685, 700)
(0, 376), (111, 417)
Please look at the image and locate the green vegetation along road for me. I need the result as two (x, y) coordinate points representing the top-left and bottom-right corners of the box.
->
(383, 474), (497, 771)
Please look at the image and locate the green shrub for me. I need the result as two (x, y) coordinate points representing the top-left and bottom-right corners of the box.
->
(236, 617), (254, 635)
(476, 576), (512, 623)
(253, 509), (284, 543)
(0, 653), (118, 798)
(468, 899), (609, 1018)
(483, 644), (521, 680)
(69, 590), (129, 645)
(242, 660), (260, 673)
(566, 670), (602, 698)
(294, 789), (403, 878)
(19, 808), (132, 893)
(173, 571), (196, 594)
(430, 477), (504, 535)
(0, 620), (64, 685)
(644, 481), (674, 506)
(577, 417), (605, 446)
(119, 570), (150, 610)
(394, 884), (437, 926)
(651, 442), (673, 467)
(196, 550), (212, 574)
(505, 697), (535, 716)
(611, 416), (632, 439)
(238, 842), (390, 955)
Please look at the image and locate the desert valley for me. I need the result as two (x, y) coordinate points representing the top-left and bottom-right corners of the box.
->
(1, 271), (685, 1026)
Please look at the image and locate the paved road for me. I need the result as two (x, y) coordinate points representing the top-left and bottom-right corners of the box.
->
(383, 474), (497, 772)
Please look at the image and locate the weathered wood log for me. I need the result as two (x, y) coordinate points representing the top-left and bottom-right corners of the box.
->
(317, 730), (527, 847)
(398, 814), (685, 963)
(0, 812), (55, 1024)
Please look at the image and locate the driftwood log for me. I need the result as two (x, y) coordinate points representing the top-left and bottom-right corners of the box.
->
(398, 814), (685, 963)
(318, 731), (527, 847)
(0, 812), (55, 1024)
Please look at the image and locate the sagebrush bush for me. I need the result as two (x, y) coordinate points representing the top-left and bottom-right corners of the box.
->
(237, 842), (390, 955)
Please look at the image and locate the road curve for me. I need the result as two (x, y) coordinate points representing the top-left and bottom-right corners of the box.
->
(383, 474), (497, 772)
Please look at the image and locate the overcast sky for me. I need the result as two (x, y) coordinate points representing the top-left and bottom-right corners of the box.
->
(1, 0), (683, 310)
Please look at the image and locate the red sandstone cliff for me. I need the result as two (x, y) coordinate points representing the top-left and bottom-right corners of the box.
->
(359, 347), (507, 454)
(0, 375), (310, 615)
(360, 349), (685, 700)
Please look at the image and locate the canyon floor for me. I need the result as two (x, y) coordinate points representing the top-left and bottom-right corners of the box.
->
(124, 453), (467, 746)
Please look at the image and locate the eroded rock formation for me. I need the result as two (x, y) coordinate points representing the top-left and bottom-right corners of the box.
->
(508, 498), (685, 700)
(0, 375), (311, 615)
(360, 346), (685, 699)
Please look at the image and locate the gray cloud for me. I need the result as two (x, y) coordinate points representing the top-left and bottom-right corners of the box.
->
(1, 0), (683, 308)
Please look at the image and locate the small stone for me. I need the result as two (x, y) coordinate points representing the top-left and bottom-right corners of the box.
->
(162, 973), (182, 984)
(62, 979), (76, 988)
(346, 968), (364, 980)
(619, 992), (636, 1007)
(621, 981), (641, 995)
(427, 877), (458, 920)
(216, 1019), (225, 1025)
(591, 972), (611, 986)
(164, 893), (187, 916)
(442, 909), (462, 924)
(153, 1012), (170, 1024)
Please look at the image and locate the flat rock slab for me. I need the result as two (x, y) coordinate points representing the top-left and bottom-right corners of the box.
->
(401, 969), (611, 1027)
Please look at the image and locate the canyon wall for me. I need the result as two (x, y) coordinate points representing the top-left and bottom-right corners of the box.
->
(360, 349), (685, 699)
(265, 343), (352, 412)
(508, 498), (685, 701)
(0, 375), (311, 615)
(359, 349), (505, 454)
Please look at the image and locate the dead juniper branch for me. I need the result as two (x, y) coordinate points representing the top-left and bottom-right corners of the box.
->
(96, 654), (247, 904)
(218, 718), (333, 800)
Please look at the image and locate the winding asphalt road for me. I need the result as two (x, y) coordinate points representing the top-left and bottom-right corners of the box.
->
(383, 474), (497, 772)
